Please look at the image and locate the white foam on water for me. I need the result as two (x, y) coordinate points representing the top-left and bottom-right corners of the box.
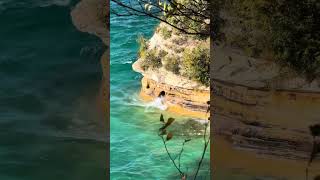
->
(37, 0), (71, 7)
(113, 89), (169, 113)
(193, 118), (210, 125)
(0, 0), (71, 14)
(124, 95), (148, 108)
(123, 60), (132, 64)
(145, 96), (168, 111)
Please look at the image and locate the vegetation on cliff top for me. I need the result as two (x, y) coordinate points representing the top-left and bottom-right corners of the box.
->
(113, 0), (320, 81)
(182, 45), (210, 86)
(221, 0), (320, 81)
(112, 0), (210, 87)
(137, 30), (210, 86)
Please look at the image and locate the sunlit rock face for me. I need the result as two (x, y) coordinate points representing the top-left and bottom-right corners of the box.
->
(210, 3), (320, 177)
(71, 0), (109, 45)
(132, 23), (210, 119)
(212, 44), (320, 178)
(139, 76), (209, 119)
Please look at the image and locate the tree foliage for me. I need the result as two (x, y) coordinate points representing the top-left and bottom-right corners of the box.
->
(164, 55), (180, 75)
(111, 0), (210, 36)
(223, 0), (320, 80)
(267, 0), (320, 81)
(114, 0), (320, 79)
(140, 49), (163, 70)
(182, 45), (210, 86)
(137, 35), (148, 59)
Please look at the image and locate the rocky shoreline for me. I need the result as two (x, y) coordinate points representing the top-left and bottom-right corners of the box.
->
(133, 60), (210, 119)
(70, 0), (109, 175)
(71, 0), (108, 44)
(132, 23), (210, 119)
(71, 0), (109, 115)
(139, 76), (209, 119)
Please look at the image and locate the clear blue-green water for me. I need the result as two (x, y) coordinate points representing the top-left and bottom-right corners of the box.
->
(110, 4), (210, 180)
(0, 1), (107, 179)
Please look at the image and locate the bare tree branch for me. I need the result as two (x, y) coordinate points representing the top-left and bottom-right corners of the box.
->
(110, 0), (210, 36)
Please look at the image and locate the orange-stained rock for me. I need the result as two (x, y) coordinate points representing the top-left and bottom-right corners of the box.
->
(139, 76), (209, 119)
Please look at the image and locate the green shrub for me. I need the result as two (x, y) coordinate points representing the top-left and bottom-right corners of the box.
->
(166, 8), (209, 36)
(268, 1), (320, 81)
(137, 35), (148, 59)
(160, 26), (172, 40)
(164, 56), (180, 75)
(224, 0), (320, 80)
(175, 47), (184, 54)
(182, 45), (210, 86)
(141, 49), (162, 70)
(172, 36), (187, 45)
(158, 50), (168, 58)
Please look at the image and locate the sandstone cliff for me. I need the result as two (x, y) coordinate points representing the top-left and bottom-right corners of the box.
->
(211, 3), (320, 177)
(212, 43), (320, 179)
(71, 0), (109, 132)
(132, 23), (210, 119)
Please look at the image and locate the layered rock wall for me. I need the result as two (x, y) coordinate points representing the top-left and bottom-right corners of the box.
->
(140, 76), (209, 119)
(133, 23), (210, 119)
(212, 45), (320, 178)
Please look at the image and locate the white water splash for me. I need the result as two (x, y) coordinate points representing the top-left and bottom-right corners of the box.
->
(145, 96), (168, 111)
(113, 90), (168, 111)
(193, 118), (209, 125)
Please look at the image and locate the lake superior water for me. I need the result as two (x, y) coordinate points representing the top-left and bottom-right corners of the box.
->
(0, 0), (210, 179)
(0, 0), (107, 179)
(110, 4), (210, 180)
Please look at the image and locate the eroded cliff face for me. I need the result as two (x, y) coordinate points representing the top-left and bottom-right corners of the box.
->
(71, 0), (108, 45)
(140, 76), (209, 119)
(210, 3), (320, 177)
(132, 23), (210, 119)
(133, 63), (210, 119)
(71, 0), (109, 127)
(212, 44), (320, 178)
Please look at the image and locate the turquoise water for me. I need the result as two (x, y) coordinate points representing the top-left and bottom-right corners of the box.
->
(110, 5), (210, 180)
(0, 1), (107, 179)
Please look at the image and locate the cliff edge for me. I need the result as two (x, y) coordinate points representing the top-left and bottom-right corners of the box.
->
(70, 0), (109, 127)
(132, 23), (210, 119)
